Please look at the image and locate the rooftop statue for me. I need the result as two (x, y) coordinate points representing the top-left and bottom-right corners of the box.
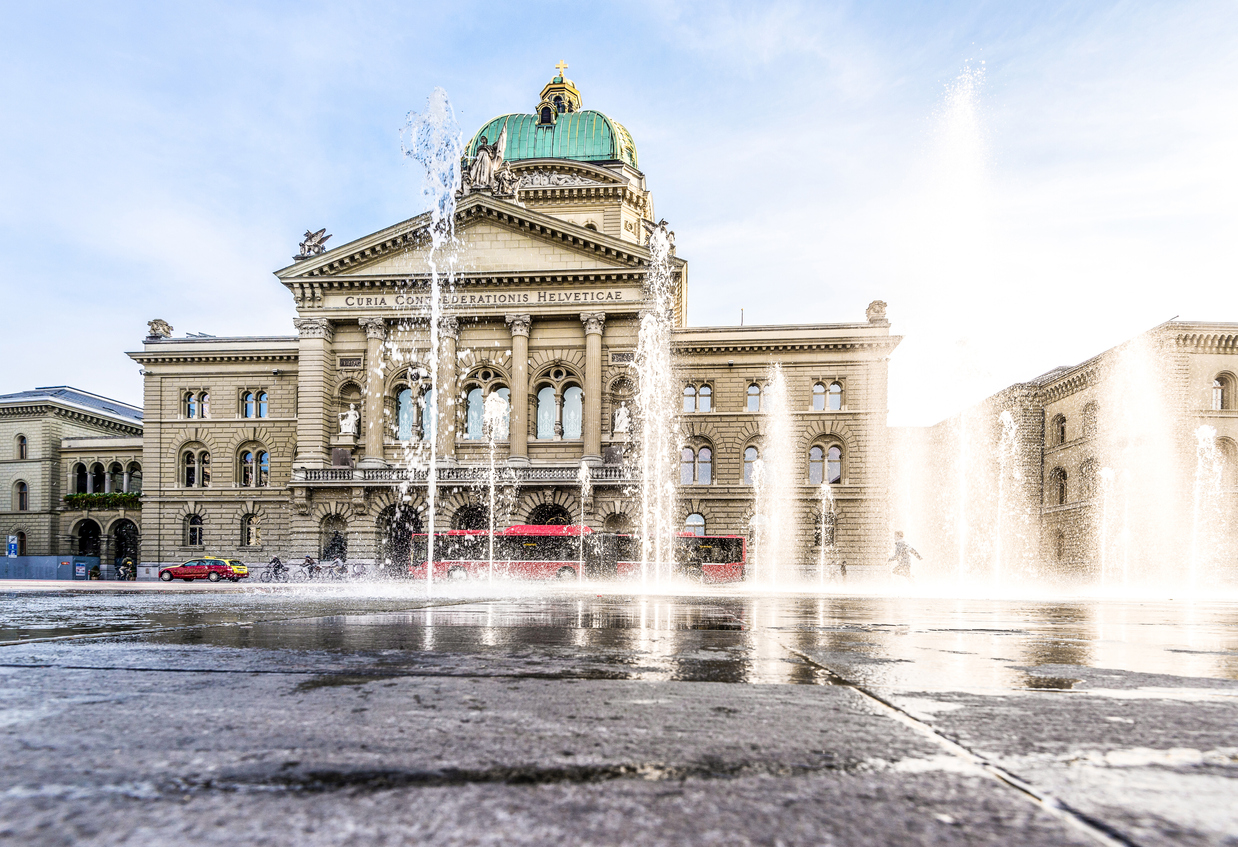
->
(146, 319), (173, 340)
(465, 124), (508, 193)
(294, 228), (332, 261)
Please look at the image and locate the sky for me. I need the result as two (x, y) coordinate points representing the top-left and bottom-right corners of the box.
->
(1, 0), (1235, 425)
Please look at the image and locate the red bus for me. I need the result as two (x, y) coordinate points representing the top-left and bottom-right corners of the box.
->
(406, 525), (746, 583)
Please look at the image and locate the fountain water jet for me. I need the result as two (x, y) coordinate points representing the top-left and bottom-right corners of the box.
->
(400, 88), (464, 594)
(749, 363), (798, 585)
(634, 222), (677, 586)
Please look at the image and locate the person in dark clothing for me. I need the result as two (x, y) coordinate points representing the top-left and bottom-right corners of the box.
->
(888, 531), (921, 579)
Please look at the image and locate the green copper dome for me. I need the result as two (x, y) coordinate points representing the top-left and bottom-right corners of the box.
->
(465, 111), (638, 169)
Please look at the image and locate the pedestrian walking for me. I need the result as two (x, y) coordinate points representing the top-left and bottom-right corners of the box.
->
(888, 531), (921, 579)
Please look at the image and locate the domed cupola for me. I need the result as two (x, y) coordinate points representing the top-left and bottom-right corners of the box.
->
(464, 63), (639, 169)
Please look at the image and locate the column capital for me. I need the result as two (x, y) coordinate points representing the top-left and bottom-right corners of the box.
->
(505, 314), (532, 337)
(437, 315), (459, 340)
(359, 317), (387, 341)
(293, 317), (334, 341)
(580, 312), (606, 335)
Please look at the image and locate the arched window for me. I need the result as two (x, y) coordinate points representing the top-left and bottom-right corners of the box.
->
(200, 392), (210, 417)
(186, 392), (198, 419)
(554, 95), (565, 113)
(185, 515), (204, 547)
(1080, 459), (1098, 499)
(182, 450), (210, 488)
(90, 463), (104, 493)
(540, 106), (553, 124)
(241, 514), (262, 547)
(812, 383), (826, 411)
(747, 384), (761, 412)
(74, 463), (87, 494)
(679, 446), (711, 484)
(14, 481), (28, 511)
(16, 435), (27, 460)
(828, 446), (842, 483)
(685, 513), (706, 537)
(828, 382), (843, 411)
(491, 387), (511, 439)
(743, 446), (759, 485)
(14, 532), (25, 556)
(107, 462), (123, 493)
(397, 388), (415, 441)
(537, 386), (556, 439)
(1051, 414), (1067, 446)
(1050, 467), (1067, 505)
(683, 385), (697, 413)
(563, 386), (583, 439)
(243, 392), (256, 418)
(698, 385), (712, 412)
(1054, 530), (1066, 561)
(239, 450), (269, 487)
(257, 391), (269, 418)
(127, 462), (143, 494)
(808, 446), (824, 484)
(1082, 402), (1098, 437)
(1213, 375), (1233, 411)
(466, 387), (485, 440)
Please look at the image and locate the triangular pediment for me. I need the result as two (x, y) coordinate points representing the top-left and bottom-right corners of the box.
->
(275, 194), (650, 281)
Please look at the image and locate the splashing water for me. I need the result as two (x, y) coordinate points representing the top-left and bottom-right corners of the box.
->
(634, 222), (677, 585)
(818, 483), (836, 586)
(483, 391), (509, 583)
(750, 363), (798, 585)
(578, 461), (592, 585)
(992, 410), (1018, 586)
(400, 88), (464, 594)
(1190, 425), (1224, 590)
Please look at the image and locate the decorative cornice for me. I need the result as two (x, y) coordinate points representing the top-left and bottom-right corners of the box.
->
(1037, 367), (1098, 404)
(130, 351), (298, 366)
(1175, 332), (1238, 354)
(0, 403), (142, 435)
(671, 339), (900, 355)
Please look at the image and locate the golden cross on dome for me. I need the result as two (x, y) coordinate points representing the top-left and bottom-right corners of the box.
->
(554, 60), (568, 77)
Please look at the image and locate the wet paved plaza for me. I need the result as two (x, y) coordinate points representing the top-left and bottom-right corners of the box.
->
(1, 584), (1236, 845)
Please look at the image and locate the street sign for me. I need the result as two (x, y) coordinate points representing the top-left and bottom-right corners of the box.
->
(6, 536), (16, 557)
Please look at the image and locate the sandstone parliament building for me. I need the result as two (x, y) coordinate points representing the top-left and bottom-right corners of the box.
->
(1, 70), (899, 573)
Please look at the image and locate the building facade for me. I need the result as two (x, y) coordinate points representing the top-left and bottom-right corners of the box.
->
(0, 387), (143, 563)
(893, 321), (1238, 582)
(125, 70), (899, 572)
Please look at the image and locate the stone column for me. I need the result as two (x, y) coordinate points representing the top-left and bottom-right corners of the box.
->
(293, 317), (334, 468)
(435, 316), (459, 465)
(505, 314), (531, 466)
(581, 312), (606, 464)
(358, 317), (388, 469)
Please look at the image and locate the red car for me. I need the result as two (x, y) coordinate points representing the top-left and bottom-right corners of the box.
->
(159, 557), (249, 583)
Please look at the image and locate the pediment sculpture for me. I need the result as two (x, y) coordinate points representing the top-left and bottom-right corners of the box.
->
(146, 319), (173, 339)
(462, 125), (508, 195)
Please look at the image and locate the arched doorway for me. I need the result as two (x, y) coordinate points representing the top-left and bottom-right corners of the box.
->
(112, 519), (140, 564)
(376, 505), (422, 567)
(452, 505), (488, 530)
(76, 519), (101, 557)
(320, 515), (348, 560)
(527, 503), (572, 526)
(603, 513), (632, 533)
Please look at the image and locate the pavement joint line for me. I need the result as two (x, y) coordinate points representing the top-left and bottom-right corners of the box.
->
(0, 599), (479, 647)
(781, 644), (1141, 847)
(0, 662), (627, 681)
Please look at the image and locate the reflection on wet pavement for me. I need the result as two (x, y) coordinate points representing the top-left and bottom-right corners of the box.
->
(7, 591), (1236, 695)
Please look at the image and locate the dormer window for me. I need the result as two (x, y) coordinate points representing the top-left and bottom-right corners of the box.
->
(540, 106), (554, 125)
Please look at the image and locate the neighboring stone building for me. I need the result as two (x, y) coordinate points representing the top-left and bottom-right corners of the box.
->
(126, 68), (900, 571)
(893, 321), (1238, 582)
(0, 387), (143, 562)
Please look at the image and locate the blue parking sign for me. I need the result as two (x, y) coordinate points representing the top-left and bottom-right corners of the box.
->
(6, 536), (16, 557)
